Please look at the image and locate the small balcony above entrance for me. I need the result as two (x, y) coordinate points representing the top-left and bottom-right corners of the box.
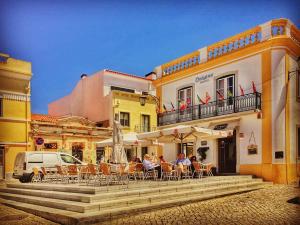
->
(158, 92), (261, 126)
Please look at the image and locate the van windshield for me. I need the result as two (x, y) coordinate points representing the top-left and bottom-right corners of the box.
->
(60, 154), (81, 164)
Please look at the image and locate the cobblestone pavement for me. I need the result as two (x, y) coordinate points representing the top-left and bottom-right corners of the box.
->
(0, 185), (299, 225)
(0, 204), (58, 225)
(100, 185), (300, 225)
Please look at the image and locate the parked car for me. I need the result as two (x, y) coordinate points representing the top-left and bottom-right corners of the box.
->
(13, 151), (85, 183)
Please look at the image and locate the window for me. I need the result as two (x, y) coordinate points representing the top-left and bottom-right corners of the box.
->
(111, 86), (135, 93)
(96, 147), (105, 163)
(141, 115), (150, 132)
(216, 75), (235, 106)
(120, 112), (130, 127)
(177, 86), (193, 117)
(60, 154), (81, 164)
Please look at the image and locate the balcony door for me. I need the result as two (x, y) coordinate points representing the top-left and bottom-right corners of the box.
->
(216, 75), (235, 113)
(141, 115), (150, 132)
(178, 86), (193, 121)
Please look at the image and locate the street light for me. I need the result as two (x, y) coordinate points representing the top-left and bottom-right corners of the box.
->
(139, 92), (160, 112)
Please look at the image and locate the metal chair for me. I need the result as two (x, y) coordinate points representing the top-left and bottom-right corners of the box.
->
(192, 162), (204, 179)
(31, 167), (42, 183)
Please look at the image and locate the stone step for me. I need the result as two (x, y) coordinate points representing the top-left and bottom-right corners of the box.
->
(93, 181), (266, 210)
(0, 184), (268, 225)
(2, 178), (262, 204)
(0, 192), (99, 213)
(0, 179), (265, 213)
(89, 178), (263, 202)
(6, 175), (254, 194)
(0, 187), (93, 203)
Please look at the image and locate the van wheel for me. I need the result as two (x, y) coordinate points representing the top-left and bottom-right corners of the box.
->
(19, 177), (26, 183)
(29, 172), (43, 183)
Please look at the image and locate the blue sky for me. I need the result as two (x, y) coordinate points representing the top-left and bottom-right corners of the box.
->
(1, 0), (299, 114)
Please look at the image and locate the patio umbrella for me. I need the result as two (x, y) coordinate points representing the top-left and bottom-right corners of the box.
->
(137, 125), (229, 153)
(96, 132), (152, 147)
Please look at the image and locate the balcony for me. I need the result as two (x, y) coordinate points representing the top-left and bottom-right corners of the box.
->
(134, 125), (157, 133)
(158, 93), (261, 126)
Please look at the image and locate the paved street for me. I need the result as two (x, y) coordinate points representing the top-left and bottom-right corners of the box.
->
(0, 184), (299, 225)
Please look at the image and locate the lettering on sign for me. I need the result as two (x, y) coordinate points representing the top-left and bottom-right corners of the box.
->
(214, 124), (228, 130)
(195, 73), (213, 84)
(44, 143), (58, 149)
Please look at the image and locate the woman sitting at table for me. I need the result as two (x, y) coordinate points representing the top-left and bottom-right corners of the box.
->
(190, 155), (197, 174)
(143, 154), (161, 178)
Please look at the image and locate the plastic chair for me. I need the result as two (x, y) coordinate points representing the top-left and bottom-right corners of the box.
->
(161, 162), (178, 180)
(31, 167), (42, 183)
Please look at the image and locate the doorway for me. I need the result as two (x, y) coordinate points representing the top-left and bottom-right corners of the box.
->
(72, 143), (84, 161)
(218, 130), (236, 173)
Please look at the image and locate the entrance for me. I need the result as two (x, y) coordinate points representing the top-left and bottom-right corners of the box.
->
(0, 146), (4, 179)
(218, 130), (236, 173)
(72, 143), (84, 161)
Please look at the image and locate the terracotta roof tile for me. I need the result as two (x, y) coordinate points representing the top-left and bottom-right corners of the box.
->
(31, 114), (58, 123)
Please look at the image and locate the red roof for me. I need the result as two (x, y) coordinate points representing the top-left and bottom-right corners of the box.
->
(31, 114), (58, 123)
(104, 69), (148, 81)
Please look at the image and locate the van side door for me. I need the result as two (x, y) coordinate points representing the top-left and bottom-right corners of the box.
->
(43, 153), (60, 168)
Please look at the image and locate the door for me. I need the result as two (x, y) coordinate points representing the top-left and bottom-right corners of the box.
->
(218, 131), (236, 173)
(0, 146), (4, 179)
(141, 115), (150, 132)
(178, 86), (193, 121)
(216, 75), (235, 112)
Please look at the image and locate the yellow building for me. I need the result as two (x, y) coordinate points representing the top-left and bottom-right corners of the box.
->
(48, 69), (158, 161)
(0, 53), (32, 179)
(30, 114), (112, 164)
(152, 18), (300, 184)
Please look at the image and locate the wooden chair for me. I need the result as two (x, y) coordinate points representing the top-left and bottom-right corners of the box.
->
(55, 165), (68, 183)
(161, 162), (178, 180)
(192, 162), (204, 179)
(67, 165), (79, 183)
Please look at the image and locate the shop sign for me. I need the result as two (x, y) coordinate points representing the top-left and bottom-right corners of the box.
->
(195, 73), (213, 84)
(214, 124), (228, 130)
(35, 137), (44, 145)
(44, 143), (58, 149)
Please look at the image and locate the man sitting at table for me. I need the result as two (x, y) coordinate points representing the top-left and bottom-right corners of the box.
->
(176, 153), (191, 177)
(143, 154), (161, 178)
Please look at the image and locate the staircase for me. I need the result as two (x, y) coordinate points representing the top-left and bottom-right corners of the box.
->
(0, 176), (271, 225)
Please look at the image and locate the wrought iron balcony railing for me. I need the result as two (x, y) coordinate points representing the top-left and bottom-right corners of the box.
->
(158, 92), (261, 126)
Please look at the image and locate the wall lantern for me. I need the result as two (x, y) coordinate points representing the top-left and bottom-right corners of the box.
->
(139, 95), (147, 106)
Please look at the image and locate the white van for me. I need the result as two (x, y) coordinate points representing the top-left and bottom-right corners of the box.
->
(13, 151), (85, 182)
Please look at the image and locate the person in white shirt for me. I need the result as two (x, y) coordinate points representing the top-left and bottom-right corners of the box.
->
(142, 154), (161, 178)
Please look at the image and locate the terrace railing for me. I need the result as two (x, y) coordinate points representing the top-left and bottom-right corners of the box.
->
(158, 92), (261, 126)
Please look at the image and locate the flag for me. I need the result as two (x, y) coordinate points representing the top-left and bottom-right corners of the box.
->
(163, 104), (167, 112)
(216, 90), (224, 100)
(227, 89), (233, 97)
(239, 85), (245, 96)
(179, 100), (186, 111)
(252, 81), (257, 93)
(197, 94), (206, 104)
(205, 92), (211, 103)
(170, 102), (175, 111)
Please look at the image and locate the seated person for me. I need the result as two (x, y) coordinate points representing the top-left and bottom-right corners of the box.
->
(175, 153), (191, 176)
(143, 154), (161, 178)
(189, 155), (197, 174)
(159, 155), (166, 164)
(135, 157), (142, 163)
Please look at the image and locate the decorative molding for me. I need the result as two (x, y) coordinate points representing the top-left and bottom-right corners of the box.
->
(0, 92), (30, 102)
